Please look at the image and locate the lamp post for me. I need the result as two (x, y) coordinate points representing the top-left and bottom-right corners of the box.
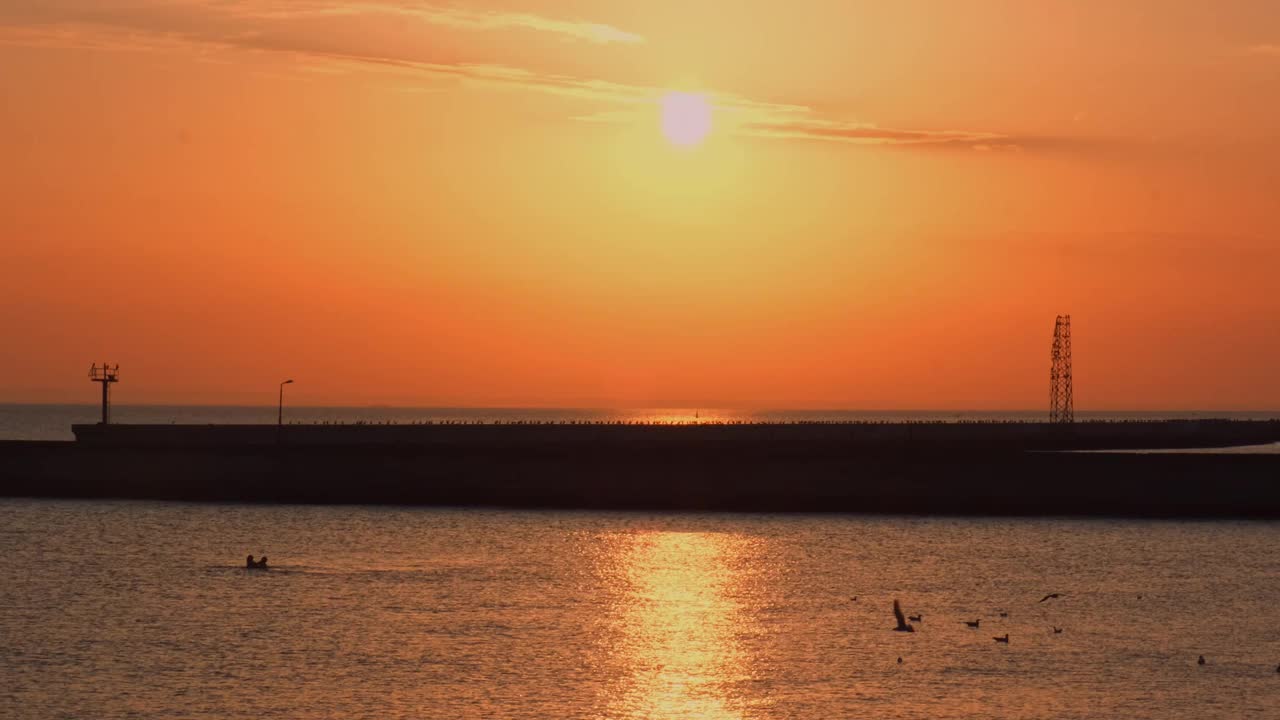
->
(278, 379), (294, 426)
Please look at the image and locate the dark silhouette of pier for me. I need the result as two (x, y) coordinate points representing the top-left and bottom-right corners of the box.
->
(0, 419), (1276, 517)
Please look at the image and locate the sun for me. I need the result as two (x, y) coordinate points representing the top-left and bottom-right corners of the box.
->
(660, 92), (712, 147)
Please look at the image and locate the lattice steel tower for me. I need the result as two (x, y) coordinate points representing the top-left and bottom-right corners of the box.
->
(1049, 316), (1073, 423)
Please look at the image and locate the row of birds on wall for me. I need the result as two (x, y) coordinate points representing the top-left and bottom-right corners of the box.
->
(879, 594), (1279, 673)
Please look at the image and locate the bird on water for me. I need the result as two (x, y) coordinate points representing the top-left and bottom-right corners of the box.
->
(994, 634), (1009, 643)
(963, 619), (981, 628)
(908, 614), (923, 623)
(1052, 626), (1063, 634)
(1198, 655), (1206, 666)
(892, 599), (915, 632)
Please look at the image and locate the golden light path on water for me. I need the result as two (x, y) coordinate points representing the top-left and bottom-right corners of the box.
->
(595, 531), (763, 719)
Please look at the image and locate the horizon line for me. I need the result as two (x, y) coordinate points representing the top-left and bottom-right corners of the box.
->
(2, 402), (1278, 414)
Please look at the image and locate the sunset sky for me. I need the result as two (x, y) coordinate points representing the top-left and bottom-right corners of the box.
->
(2, 1), (1278, 409)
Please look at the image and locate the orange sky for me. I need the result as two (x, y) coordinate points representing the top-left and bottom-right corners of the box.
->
(2, 1), (1278, 409)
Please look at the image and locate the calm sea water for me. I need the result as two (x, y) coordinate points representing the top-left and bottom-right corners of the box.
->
(3, 404), (1278, 442)
(1, 500), (1277, 719)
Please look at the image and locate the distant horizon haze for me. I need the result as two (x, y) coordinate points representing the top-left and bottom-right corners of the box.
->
(5, 402), (1280, 414)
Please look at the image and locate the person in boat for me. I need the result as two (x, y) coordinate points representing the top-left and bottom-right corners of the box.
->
(246, 554), (255, 568)
(256, 555), (268, 568)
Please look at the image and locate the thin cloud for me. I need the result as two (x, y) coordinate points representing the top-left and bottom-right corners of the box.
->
(412, 7), (643, 45)
(741, 119), (1005, 147)
(232, 1), (644, 44)
(0, 4), (1042, 151)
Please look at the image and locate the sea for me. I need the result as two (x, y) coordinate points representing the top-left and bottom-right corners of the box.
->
(2, 405), (1279, 718)
(1, 502), (1277, 719)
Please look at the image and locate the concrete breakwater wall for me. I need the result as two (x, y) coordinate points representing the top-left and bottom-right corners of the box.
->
(2, 420), (1278, 517)
(69, 419), (1280, 452)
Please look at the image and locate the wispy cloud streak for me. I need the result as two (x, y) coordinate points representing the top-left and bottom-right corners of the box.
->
(232, 1), (644, 44)
(0, 2), (1041, 150)
(1243, 43), (1280, 56)
(739, 119), (1005, 147)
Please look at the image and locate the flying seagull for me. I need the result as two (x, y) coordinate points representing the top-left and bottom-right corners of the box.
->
(1039, 593), (1063, 603)
(893, 599), (915, 632)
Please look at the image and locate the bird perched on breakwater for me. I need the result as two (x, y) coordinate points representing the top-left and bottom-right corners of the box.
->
(1039, 593), (1063, 603)
(893, 599), (915, 632)
(994, 634), (1009, 643)
(963, 619), (980, 628)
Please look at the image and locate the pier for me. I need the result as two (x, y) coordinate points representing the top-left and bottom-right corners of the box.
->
(1, 420), (1277, 517)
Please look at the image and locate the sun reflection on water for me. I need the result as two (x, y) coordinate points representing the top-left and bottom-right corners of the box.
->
(598, 531), (760, 720)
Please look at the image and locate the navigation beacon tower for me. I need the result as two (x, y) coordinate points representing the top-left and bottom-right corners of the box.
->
(89, 363), (120, 424)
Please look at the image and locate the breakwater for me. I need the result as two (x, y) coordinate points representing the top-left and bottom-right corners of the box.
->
(1, 420), (1278, 517)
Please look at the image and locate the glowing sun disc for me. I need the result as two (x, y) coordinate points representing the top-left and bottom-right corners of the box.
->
(660, 92), (712, 147)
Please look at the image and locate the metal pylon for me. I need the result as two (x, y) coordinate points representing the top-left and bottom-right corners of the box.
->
(1049, 316), (1073, 423)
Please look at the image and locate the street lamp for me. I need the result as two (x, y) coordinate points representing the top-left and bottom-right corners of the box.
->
(278, 379), (294, 426)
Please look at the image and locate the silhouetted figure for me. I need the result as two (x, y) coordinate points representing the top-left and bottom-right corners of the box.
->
(1198, 655), (1206, 666)
(963, 619), (981, 628)
(897, 657), (903, 664)
(1039, 593), (1063, 603)
(994, 634), (1009, 643)
(908, 614), (922, 623)
(1052, 626), (1063, 634)
(246, 554), (255, 569)
(257, 555), (268, 569)
(999, 611), (1009, 618)
(892, 599), (914, 632)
